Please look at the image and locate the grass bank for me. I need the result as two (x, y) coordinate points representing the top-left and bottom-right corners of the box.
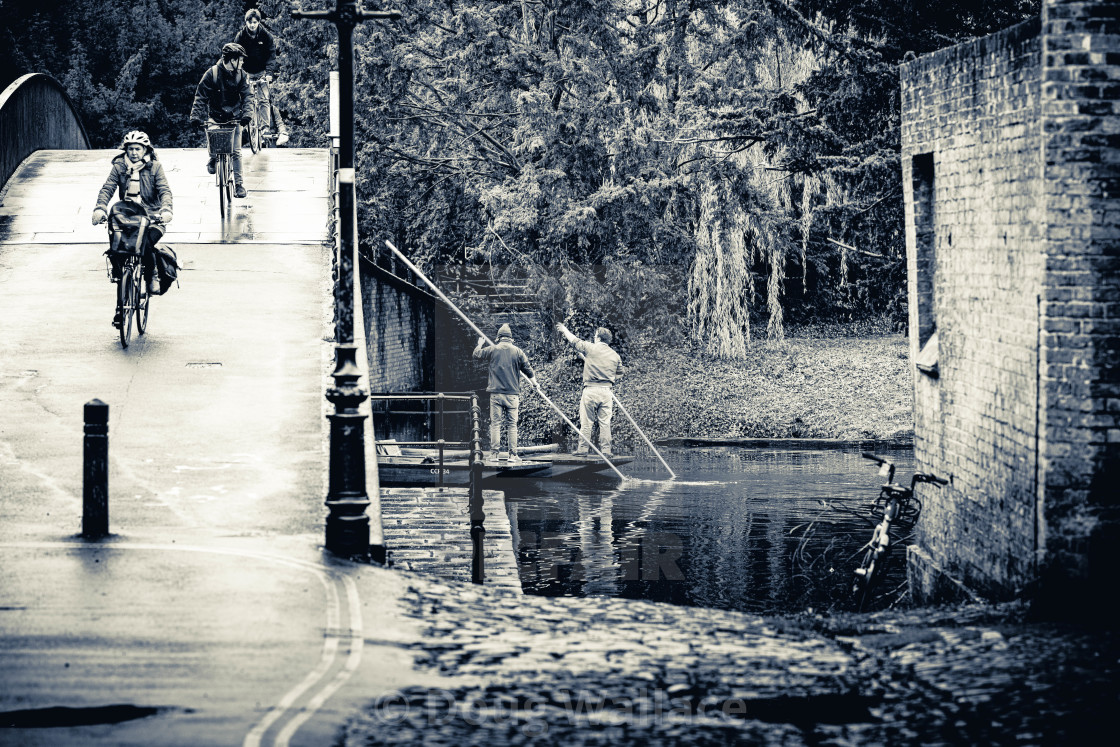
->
(516, 333), (914, 449)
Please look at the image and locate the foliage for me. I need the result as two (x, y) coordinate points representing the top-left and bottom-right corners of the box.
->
(518, 329), (915, 448)
(340, 0), (1040, 356)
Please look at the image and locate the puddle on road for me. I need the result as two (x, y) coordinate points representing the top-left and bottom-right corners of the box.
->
(0, 704), (168, 728)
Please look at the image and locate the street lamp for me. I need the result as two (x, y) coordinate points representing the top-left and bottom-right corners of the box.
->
(292, 1), (401, 558)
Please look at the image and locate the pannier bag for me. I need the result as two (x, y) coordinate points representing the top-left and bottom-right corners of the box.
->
(151, 245), (180, 296)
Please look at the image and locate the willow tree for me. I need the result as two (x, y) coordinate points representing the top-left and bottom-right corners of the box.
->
(686, 25), (820, 354)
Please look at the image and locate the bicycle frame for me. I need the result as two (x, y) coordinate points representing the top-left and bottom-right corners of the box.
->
(247, 76), (274, 153)
(851, 453), (945, 611)
(207, 124), (237, 219)
(106, 210), (158, 349)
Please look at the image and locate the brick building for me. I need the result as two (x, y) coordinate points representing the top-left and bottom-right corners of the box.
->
(901, 0), (1120, 615)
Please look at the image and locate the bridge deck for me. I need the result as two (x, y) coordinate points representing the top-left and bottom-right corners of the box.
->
(0, 147), (329, 244)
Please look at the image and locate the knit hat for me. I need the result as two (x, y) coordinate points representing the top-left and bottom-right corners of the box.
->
(497, 323), (512, 339)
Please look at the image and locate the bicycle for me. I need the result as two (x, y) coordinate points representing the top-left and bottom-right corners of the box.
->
(851, 452), (947, 611)
(246, 75), (276, 153)
(101, 204), (162, 349)
(206, 124), (238, 219)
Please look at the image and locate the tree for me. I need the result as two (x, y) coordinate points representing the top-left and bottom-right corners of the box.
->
(1, 0), (247, 148)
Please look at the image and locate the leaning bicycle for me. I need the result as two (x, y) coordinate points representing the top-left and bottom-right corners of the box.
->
(851, 452), (947, 611)
(206, 124), (238, 219)
(101, 204), (162, 349)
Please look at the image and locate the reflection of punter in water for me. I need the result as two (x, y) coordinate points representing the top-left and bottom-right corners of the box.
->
(577, 492), (618, 596)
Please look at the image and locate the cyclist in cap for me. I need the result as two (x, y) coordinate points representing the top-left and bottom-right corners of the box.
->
(189, 42), (251, 198)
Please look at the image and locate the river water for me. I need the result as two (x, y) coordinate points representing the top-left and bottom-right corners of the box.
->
(500, 446), (916, 616)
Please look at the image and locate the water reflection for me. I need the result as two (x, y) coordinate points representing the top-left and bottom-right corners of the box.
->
(502, 446), (915, 615)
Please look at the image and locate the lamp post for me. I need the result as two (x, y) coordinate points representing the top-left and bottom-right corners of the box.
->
(292, 1), (401, 558)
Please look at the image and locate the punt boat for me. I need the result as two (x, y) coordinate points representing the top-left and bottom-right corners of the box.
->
(375, 443), (632, 487)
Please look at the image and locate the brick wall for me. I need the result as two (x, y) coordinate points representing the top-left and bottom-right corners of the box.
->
(901, 19), (1045, 599)
(902, 0), (1120, 612)
(360, 262), (435, 393)
(1037, 0), (1120, 611)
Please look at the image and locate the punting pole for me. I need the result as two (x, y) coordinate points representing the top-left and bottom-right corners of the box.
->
(383, 240), (627, 482)
(610, 391), (676, 479)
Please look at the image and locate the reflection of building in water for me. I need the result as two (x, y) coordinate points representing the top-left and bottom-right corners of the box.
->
(901, 0), (1120, 616)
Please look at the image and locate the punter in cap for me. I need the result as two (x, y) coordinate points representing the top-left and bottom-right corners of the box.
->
(473, 323), (535, 462)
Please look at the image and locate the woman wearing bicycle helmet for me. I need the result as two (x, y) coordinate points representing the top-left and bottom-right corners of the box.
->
(189, 42), (251, 198)
(91, 131), (173, 324)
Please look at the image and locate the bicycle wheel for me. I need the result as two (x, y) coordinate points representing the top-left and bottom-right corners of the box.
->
(217, 157), (227, 220)
(218, 156), (233, 219)
(248, 116), (260, 154)
(136, 270), (150, 335)
(224, 156), (234, 208)
(118, 269), (135, 348)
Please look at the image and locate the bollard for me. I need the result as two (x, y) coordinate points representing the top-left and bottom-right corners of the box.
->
(82, 399), (109, 539)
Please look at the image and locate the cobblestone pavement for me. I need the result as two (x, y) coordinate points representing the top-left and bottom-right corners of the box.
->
(338, 574), (1118, 745)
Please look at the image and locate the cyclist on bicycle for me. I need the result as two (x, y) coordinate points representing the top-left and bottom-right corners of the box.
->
(90, 130), (173, 327)
(189, 42), (251, 198)
(234, 8), (289, 146)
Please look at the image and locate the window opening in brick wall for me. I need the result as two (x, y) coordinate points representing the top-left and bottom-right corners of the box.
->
(912, 152), (938, 377)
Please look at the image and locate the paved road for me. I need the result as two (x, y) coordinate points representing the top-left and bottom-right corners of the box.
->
(0, 147), (410, 746)
(0, 147), (329, 244)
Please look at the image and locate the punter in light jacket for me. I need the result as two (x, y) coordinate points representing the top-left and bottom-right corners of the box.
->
(556, 323), (624, 457)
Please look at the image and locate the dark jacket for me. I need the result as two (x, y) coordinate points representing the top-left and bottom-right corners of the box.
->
(95, 154), (173, 219)
(473, 339), (534, 395)
(190, 63), (250, 123)
(234, 24), (276, 76)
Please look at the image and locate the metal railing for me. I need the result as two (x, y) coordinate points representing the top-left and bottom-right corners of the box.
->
(370, 391), (487, 583)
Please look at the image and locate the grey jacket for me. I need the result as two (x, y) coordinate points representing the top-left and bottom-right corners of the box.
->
(95, 154), (173, 218)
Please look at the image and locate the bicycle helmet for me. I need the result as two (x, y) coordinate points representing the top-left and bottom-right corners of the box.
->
(120, 130), (152, 151)
(221, 42), (247, 61)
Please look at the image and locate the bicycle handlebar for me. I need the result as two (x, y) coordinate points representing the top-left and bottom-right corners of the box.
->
(863, 452), (947, 488)
(97, 214), (164, 226)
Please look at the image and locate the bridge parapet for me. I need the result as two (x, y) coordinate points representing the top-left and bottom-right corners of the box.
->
(0, 73), (90, 190)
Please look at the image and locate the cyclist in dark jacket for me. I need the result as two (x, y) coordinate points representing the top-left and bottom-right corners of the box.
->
(189, 42), (251, 198)
(91, 130), (173, 326)
(234, 8), (289, 145)
(473, 324), (535, 461)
